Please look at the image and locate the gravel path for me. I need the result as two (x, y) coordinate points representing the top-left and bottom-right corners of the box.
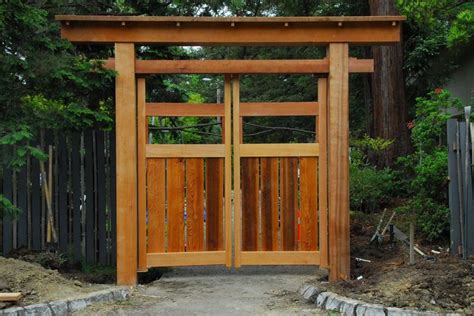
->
(76, 266), (327, 315)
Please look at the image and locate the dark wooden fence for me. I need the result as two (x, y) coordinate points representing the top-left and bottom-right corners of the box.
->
(0, 130), (116, 266)
(447, 116), (474, 258)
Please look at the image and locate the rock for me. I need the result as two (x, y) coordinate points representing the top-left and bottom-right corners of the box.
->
(356, 303), (386, 316)
(67, 299), (87, 313)
(386, 307), (442, 316)
(112, 288), (130, 301)
(324, 292), (344, 311)
(339, 297), (362, 316)
(3, 306), (26, 316)
(316, 292), (330, 308)
(299, 284), (311, 296)
(73, 280), (83, 287)
(302, 286), (322, 303)
(23, 303), (52, 316)
(84, 289), (114, 305)
(48, 301), (68, 315)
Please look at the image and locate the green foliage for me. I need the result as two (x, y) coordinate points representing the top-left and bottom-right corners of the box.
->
(448, 10), (474, 47)
(350, 136), (395, 212)
(350, 164), (394, 213)
(397, 0), (474, 100)
(397, 89), (461, 240)
(0, 194), (20, 219)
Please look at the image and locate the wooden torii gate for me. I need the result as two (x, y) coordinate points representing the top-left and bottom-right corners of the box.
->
(56, 15), (404, 286)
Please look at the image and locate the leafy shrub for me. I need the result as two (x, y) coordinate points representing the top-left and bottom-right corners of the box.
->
(350, 164), (394, 213)
(397, 89), (461, 240)
(350, 135), (395, 212)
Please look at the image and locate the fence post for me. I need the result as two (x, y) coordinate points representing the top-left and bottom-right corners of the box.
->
(328, 43), (350, 281)
(115, 43), (138, 286)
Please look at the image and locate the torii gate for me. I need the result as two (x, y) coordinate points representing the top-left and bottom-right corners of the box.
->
(56, 15), (405, 286)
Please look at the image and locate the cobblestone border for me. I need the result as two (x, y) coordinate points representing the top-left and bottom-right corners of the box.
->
(1, 287), (130, 316)
(299, 284), (463, 316)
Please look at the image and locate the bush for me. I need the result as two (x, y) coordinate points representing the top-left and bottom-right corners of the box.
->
(350, 135), (395, 212)
(350, 164), (394, 212)
(397, 89), (461, 240)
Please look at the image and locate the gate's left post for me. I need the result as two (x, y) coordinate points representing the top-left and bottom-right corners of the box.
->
(115, 43), (138, 286)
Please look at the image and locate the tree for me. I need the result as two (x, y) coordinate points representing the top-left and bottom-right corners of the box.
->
(369, 0), (411, 167)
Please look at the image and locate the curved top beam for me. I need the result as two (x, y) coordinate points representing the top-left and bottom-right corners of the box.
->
(55, 15), (404, 46)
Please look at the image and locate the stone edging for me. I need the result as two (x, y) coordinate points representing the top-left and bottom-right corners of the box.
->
(299, 284), (462, 316)
(1, 287), (130, 316)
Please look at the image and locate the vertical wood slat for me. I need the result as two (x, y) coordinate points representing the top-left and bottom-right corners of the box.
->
(2, 168), (13, 256)
(260, 158), (279, 251)
(232, 76), (242, 267)
(318, 78), (329, 267)
(17, 165), (28, 248)
(96, 131), (107, 264)
(300, 157), (318, 251)
(206, 158), (224, 251)
(448, 119), (461, 255)
(137, 78), (147, 271)
(186, 159), (204, 251)
(241, 158), (259, 251)
(224, 75), (232, 267)
(115, 43), (137, 285)
(280, 158), (298, 251)
(167, 158), (185, 252)
(110, 132), (117, 266)
(147, 159), (166, 253)
(31, 147), (42, 252)
(57, 135), (68, 253)
(71, 132), (82, 261)
(84, 130), (95, 263)
(328, 43), (350, 281)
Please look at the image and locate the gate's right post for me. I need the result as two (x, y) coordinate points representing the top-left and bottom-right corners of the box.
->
(328, 43), (350, 281)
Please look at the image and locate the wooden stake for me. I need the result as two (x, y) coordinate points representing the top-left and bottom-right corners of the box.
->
(409, 222), (415, 264)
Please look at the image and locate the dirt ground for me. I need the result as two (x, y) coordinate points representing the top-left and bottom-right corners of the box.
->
(322, 212), (474, 314)
(75, 266), (327, 315)
(0, 256), (107, 308)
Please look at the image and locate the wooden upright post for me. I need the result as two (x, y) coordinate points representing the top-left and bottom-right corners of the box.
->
(115, 43), (138, 285)
(328, 43), (350, 281)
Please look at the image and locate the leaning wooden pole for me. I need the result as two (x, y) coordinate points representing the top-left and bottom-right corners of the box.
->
(328, 43), (350, 281)
(115, 43), (138, 285)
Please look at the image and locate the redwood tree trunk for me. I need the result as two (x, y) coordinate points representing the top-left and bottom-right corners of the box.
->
(369, 0), (410, 167)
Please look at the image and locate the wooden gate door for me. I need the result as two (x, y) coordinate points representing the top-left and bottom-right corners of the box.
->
(137, 76), (233, 270)
(233, 77), (329, 268)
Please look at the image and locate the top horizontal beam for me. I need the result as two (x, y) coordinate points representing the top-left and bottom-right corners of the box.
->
(56, 15), (404, 46)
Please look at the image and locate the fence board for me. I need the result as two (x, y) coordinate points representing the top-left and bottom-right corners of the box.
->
(447, 119), (461, 255)
(2, 168), (13, 256)
(17, 166), (28, 248)
(167, 158), (185, 252)
(71, 132), (82, 261)
(460, 122), (474, 256)
(300, 157), (318, 251)
(147, 159), (166, 253)
(57, 135), (68, 253)
(84, 130), (95, 263)
(96, 131), (107, 264)
(280, 158), (298, 251)
(241, 158), (259, 251)
(110, 132), (117, 266)
(206, 158), (224, 251)
(260, 158), (278, 251)
(186, 159), (204, 252)
(31, 155), (41, 251)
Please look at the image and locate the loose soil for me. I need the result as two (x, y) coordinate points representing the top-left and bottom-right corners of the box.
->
(0, 256), (108, 309)
(322, 212), (474, 314)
